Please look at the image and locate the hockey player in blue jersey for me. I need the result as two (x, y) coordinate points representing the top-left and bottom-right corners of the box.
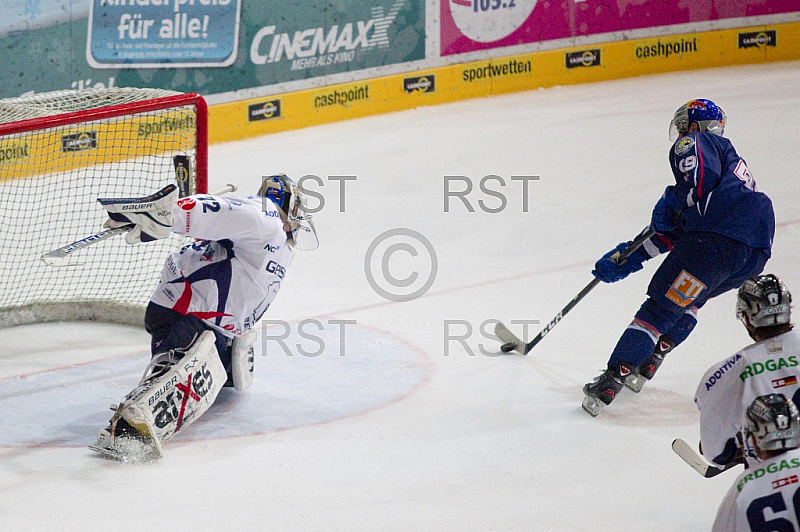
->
(582, 99), (775, 416)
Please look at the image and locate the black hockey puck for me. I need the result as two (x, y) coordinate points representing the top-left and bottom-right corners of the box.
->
(500, 343), (516, 353)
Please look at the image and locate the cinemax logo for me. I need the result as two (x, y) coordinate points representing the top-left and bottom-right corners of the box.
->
(403, 75), (435, 93)
(566, 49), (601, 69)
(739, 30), (776, 49)
(248, 100), (282, 122)
(61, 131), (97, 152)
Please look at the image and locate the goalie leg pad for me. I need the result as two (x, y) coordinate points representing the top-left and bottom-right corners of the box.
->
(91, 330), (226, 458)
(231, 329), (256, 392)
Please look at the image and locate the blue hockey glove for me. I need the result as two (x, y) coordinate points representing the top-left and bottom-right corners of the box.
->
(592, 242), (648, 283)
(651, 186), (683, 234)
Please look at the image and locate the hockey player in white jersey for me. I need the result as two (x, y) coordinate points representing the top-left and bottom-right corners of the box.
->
(695, 274), (796, 469)
(90, 174), (317, 460)
(712, 393), (800, 532)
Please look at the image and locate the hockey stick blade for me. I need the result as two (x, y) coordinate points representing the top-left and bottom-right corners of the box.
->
(492, 228), (657, 355)
(495, 322), (525, 355)
(671, 438), (726, 478)
(41, 226), (133, 267)
(40, 184), (239, 267)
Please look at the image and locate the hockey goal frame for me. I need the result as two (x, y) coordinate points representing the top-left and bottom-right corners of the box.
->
(0, 93), (207, 190)
(0, 91), (208, 328)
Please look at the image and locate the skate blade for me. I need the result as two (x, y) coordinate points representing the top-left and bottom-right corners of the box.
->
(582, 395), (605, 417)
(89, 436), (161, 463)
(624, 374), (647, 393)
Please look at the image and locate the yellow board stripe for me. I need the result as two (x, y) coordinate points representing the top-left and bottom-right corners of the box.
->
(208, 21), (800, 144)
(0, 111), (197, 181)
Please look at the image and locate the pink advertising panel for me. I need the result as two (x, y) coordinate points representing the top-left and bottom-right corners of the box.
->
(441, 0), (800, 56)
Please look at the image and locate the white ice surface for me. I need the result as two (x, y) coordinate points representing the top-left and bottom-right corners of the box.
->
(2, 61), (800, 531)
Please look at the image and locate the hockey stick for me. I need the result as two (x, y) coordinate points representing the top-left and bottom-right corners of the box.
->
(41, 183), (238, 267)
(495, 228), (657, 355)
(671, 438), (733, 478)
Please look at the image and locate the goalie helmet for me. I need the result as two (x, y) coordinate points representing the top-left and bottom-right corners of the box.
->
(669, 99), (726, 141)
(736, 274), (792, 331)
(745, 394), (800, 454)
(258, 174), (318, 250)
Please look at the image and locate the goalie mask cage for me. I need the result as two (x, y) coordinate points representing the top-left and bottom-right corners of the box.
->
(0, 88), (208, 328)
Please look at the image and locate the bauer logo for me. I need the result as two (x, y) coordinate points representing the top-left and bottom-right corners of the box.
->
(61, 131), (97, 152)
(565, 49), (601, 69)
(739, 30), (777, 49)
(248, 100), (282, 122)
(403, 75), (435, 93)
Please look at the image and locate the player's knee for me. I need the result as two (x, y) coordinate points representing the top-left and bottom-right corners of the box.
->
(635, 297), (686, 334)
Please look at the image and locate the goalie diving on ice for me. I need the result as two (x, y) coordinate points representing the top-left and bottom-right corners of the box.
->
(89, 174), (318, 461)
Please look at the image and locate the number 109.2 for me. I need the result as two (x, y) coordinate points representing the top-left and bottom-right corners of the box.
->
(474, 0), (517, 12)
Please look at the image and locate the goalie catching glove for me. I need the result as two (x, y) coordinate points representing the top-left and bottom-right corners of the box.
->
(98, 184), (178, 244)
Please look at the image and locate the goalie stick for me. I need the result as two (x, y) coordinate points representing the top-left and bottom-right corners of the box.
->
(495, 228), (657, 355)
(41, 183), (237, 267)
(671, 438), (734, 478)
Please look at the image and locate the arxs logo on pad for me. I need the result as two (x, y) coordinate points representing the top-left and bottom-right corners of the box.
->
(151, 364), (214, 429)
(266, 260), (285, 278)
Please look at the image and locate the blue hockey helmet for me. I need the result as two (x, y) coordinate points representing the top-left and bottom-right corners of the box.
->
(258, 174), (291, 213)
(257, 174), (319, 250)
(669, 99), (726, 141)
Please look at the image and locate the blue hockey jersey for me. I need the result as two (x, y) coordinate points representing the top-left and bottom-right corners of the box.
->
(669, 132), (774, 253)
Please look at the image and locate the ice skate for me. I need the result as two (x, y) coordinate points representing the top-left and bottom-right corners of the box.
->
(625, 337), (676, 393)
(582, 362), (634, 416)
(89, 405), (162, 462)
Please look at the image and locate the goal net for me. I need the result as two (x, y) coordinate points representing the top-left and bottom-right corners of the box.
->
(0, 88), (208, 327)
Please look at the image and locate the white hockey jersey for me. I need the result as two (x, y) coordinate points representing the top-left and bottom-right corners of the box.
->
(695, 330), (800, 467)
(149, 193), (294, 338)
(712, 447), (800, 532)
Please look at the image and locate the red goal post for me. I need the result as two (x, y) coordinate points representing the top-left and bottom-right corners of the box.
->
(0, 88), (208, 327)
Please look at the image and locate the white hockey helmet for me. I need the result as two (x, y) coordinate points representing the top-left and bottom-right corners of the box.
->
(745, 394), (800, 454)
(258, 174), (318, 250)
(737, 274), (792, 332)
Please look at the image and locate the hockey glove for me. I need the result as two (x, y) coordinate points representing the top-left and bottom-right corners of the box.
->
(98, 184), (178, 245)
(651, 186), (683, 234)
(592, 242), (648, 283)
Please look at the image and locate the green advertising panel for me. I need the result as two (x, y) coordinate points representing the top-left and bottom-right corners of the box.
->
(0, 0), (425, 98)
